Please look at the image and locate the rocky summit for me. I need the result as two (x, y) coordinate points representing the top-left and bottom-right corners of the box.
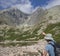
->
(0, 7), (29, 26)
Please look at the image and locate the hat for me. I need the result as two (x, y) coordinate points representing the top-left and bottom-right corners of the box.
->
(44, 33), (54, 41)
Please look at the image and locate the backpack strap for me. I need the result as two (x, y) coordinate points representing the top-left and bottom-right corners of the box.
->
(49, 43), (56, 49)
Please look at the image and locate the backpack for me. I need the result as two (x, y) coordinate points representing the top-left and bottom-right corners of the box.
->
(49, 43), (60, 56)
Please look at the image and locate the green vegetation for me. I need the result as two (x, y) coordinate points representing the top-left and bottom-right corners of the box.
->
(0, 25), (41, 42)
(0, 26), (39, 46)
(0, 22), (60, 46)
(48, 16), (53, 20)
(44, 22), (60, 43)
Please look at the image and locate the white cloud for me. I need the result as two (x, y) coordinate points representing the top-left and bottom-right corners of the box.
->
(16, 0), (34, 14)
(45, 0), (60, 9)
(0, 0), (34, 14)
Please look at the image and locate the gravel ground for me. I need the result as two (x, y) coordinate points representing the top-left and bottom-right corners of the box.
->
(0, 40), (47, 56)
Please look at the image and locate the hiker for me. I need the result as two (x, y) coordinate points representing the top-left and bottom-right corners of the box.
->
(42, 32), (55, 56)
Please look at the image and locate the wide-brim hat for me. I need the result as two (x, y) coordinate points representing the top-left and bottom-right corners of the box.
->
(44, 33), (54, 41)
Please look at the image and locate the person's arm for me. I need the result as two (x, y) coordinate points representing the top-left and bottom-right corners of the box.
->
(43, 50), (48, 56)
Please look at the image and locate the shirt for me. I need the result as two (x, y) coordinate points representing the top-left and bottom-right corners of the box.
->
(45, 41), (55, 56)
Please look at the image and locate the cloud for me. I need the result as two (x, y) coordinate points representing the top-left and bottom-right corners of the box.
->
(0, 0), (34, 14)
(16, 0), (34, 14)
(45, 0), (60, 9)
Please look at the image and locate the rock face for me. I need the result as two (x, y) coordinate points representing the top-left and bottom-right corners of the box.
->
(0, 7), (29, 26)
(26, 7), (46, 25)
(0, 7), (46, 26)
(0, 5), (60, 26)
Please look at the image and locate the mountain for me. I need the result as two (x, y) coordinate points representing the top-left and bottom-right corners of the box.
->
(0, 7), (29, 26)
(36, 5), (60, 34)
(0, 5), (60, 43)
(0, 7), (46, 26)
(22, 5), (60, 43)
(26, 7), (46, 25)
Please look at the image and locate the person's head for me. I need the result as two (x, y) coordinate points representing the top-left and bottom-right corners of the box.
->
(44, 33), (54, 42)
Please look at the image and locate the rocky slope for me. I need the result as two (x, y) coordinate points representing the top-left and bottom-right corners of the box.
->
(26, 7), (46, 25)
(44, 5), (60, 24)
(0, 7), (29, 26)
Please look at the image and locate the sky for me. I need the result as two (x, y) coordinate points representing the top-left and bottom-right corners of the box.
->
(0, 0), (60, 14)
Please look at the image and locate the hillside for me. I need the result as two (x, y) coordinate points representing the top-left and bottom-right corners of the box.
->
(45, 5), (60, 23)
(39, 5), (60, 43)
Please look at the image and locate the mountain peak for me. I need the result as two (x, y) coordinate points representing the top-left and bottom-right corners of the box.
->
(0, 7), (30, 26)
